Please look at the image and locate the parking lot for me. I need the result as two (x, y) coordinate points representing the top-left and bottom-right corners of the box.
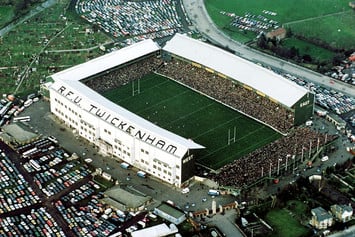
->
(76, 0), (188, 43)
(0, 98), (238, 236)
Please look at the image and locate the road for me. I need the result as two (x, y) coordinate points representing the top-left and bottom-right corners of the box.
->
(328, 225), (355, 237)
(181, 0), (355, 97)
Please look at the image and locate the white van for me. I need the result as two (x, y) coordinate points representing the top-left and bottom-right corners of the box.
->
(181, 187), (190, 194)
(208, 189), (220, 196)
(321, 156), (329, 162)
(24, 99), (33, 107)
(305, 120), (313, 126)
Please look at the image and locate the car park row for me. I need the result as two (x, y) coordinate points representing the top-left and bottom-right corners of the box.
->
(76, 0), (184, 40)
(0, 134), (169, 236)
(282, 73), (355, 115)
(0, 152), (40, 214)
(54, 197), (118, 236)
(0, 207), (65, 236)
(223, 11), (280, 34)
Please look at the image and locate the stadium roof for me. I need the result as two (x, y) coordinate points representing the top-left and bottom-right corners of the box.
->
(0, 124), (40, 145)
(50, 39), (204, 158)
(51, 39), (160, 82)
(103, 186), (152, 210)
(163, 33), (309, 108)
(155, 203), (185, 220)
(131, 223), (178, 237)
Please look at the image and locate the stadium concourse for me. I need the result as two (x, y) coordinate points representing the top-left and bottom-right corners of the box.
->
(47, 33), (316, 189)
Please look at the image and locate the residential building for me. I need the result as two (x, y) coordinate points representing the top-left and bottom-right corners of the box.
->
(330, 204), (353, 223)
(310, 207), (333, 229)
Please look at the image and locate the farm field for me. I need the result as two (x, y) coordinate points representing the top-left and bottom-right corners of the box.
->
(205, 0), (355, 49)
(102, 73), (281, 170)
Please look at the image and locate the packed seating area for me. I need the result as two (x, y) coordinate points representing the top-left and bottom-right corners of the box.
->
(211, 127), (338, 187)
(157, 59), (294, 132)
(82, 56), (162, 93)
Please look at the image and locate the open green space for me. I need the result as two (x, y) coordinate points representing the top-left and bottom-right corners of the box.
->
(282, 38), (335, 62)
(0, 6), (14, 27)
(205, 0), (354, 48)
(266, 201), (310, 237)
(102, 73), (280, 170)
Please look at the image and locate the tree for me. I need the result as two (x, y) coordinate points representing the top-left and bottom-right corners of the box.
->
(257, 33), (268, 49)
(332, 53), (344, 65)
(269, 36), (278, 47)
(302, 54), (312, 63)
(286, 27), (293, 38)
(289, 46), (299, 59)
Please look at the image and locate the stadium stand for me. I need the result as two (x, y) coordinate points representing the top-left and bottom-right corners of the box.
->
(83, 56), (162, 93)
(211, 127), (338, 187)
(157, 59), (294, 132)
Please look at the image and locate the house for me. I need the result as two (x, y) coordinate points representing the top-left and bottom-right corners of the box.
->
(330, 204), (353, 223)
(310, 207), (334, 229)
(266, 28), (287, 41)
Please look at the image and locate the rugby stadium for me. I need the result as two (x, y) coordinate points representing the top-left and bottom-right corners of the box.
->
(48, 33), (314, 187)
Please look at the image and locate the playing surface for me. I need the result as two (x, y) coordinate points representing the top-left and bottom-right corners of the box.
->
(102, 73), (281, 170)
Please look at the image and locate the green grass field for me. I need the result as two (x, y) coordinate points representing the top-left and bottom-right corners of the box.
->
(282, 38), (335, 62)
(205, 0), (355, 49)
(102, 73), (280, 170)
(0, 6), (14, 28)
(266, 201), (310, 237)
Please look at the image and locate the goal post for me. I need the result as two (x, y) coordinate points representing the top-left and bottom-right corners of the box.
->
(132, 78), (141, 96)
(227, 126), (237, 145)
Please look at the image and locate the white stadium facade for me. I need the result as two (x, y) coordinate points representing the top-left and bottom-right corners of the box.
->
(48, 33), (314, 187)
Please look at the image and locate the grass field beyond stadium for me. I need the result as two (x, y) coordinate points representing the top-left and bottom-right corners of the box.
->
(102, 73), (281, 170)
(205, 0), (354, 49)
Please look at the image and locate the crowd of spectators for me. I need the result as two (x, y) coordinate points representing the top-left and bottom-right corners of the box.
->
(157, 59), (294, 132)
(76, 0), (185, 40)
(84, 56), (294, 132)
(83, 56), (162, 93)
(210, 127), (338, 188)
